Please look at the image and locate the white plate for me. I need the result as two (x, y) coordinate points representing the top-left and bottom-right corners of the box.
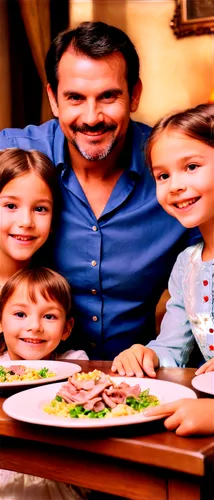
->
(3, 377), (197, 428)
(191, 372), (214, 395)
(0, 360), (81, 388)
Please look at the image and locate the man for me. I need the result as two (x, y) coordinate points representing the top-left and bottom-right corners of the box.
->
(0, 21), (200, 359)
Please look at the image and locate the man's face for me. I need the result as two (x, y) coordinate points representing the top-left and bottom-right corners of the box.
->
(47, 50), (141, 162)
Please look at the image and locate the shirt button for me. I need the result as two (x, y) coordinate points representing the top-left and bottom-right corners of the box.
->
(92, 316), (98, 322)
(203, 280), (208, 286)
(91, 260), (97, 267)
(91, 289), (97, 295)
(92, 225), (98, 232)
(204, 296), (209, 302)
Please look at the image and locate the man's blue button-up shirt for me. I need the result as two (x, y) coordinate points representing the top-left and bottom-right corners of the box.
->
(0, 119), (201, 359)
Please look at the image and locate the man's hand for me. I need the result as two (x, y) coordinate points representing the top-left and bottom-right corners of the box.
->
(144, 399), (214, 436)
(195, 358), (214, 375)
(111, 344), (159, 377)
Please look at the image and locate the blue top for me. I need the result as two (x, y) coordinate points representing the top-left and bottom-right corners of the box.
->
(0, 119), (201, 359)
(147, 243), (214, 366)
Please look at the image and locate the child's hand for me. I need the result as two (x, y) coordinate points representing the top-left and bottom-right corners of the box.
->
(111, 344), (159, 377)
(144, 399), (214, 436)
(195, 358), (214, 375)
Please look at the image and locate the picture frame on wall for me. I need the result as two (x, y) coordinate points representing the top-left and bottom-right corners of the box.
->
(171, 0), (214, 38)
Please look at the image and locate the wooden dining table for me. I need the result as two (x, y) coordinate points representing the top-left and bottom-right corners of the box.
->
(0, 361), (213, 500)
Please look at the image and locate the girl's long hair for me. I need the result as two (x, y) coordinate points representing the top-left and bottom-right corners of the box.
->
(145, 103), (214, 173)
(0, 267), (72, 355)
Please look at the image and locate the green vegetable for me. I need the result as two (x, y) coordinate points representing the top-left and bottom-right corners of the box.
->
(69, 405), (110, 419)
(69, 405), (86, 418)
(126, 389), (159, 412)
(88, 408), (110, 418)
(0, 366), (6, 382)
(55, 395), (63, 402)
(38, 367), (49, 378)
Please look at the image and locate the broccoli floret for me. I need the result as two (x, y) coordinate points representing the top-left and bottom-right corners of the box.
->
(38, 367), (49, 378)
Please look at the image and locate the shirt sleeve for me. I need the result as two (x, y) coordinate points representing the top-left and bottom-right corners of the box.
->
(146, 253), (194, 367)
(0, 129), (10, 149)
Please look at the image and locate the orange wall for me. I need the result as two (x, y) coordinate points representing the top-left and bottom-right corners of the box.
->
(69, 0), (93, 27)
(69, 0), (214, 125)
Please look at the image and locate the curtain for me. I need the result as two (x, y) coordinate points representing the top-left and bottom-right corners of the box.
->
(18, 0), (52, 123)
(0, 0), (11, 128)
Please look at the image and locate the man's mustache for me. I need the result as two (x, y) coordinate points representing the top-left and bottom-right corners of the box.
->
(71, 123), (117, 134)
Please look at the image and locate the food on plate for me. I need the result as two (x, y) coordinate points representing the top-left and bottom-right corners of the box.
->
(44, 370), (159, 418)
(0, 365), (56, 383)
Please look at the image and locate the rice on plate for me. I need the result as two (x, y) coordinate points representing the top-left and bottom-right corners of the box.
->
(0, 364), (55, 383)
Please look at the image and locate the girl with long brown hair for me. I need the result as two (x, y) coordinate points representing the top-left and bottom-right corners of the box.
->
(0, 148), (59, 289)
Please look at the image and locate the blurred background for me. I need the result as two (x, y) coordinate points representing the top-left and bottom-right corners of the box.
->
(0, 0), (213, 129)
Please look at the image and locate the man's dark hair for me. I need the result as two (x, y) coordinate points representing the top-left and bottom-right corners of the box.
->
(45, 21), (140, 97)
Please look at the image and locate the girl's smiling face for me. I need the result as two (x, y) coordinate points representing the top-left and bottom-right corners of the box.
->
(0, 172), (53, 266)
(1, 283), (72, 360)
(151, 129), (214, 231)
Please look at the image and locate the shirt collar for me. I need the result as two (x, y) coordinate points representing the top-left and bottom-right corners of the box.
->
(53, 122), (67, 168)
(127, 120), (151, 177)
